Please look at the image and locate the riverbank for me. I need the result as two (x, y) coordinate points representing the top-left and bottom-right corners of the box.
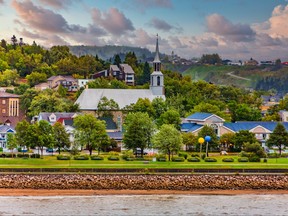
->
(1, 189), (288, 196)
(0, 174), (287, 193)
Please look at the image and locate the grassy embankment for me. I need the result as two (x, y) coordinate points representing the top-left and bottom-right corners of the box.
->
(0, 154), (287, 169)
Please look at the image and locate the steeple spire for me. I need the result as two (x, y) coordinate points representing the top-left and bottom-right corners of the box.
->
(154, 34), (160, 63)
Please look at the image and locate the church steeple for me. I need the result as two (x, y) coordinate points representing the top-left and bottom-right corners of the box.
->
(150, 34), (164, 96)
(153, 34), (161, 71)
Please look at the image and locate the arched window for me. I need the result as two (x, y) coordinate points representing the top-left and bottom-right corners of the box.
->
(210, 124), (218, 136)
(157, 76), (161, 86)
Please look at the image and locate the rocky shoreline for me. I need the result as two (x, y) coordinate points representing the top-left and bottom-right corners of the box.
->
(0, 174), (287, 190)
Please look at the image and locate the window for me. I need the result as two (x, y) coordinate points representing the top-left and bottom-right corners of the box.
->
(2, 109), (5, 114)
(210, 124), (218, 136)
(2, 100), (5, 105)
(157, 76), (161, 86)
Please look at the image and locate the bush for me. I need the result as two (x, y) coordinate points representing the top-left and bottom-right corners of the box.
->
(267, 153), (278, 158)
(201, 154), (206, 160)
(0, 147), (3, 152)
(17, 153), (30, 158)
(238, 157), (249, 162)
(191, 153), (199, 158)
(74, 154), (89, 160)
(90, 155), (104, 160)
(109, 151), (119, 156)
(156, 155), (166, 162)
(178, 152), (188, 159)
(172, 157), (185, 162)
(249, 156), (260, 162)
(121, 152), (135, 161)
(30, 153), (40, 158)
(222, 158), (234, 162)
(187, 157), (200, 162)
(4, 153), (16, 158)
(57, 154), (71, 160)
(108, 156), (120, 161)
(204, 157), (217, 162)
(263, 158), (268, 163)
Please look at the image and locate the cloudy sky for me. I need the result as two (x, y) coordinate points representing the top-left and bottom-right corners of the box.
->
(1, 0), (288, 61)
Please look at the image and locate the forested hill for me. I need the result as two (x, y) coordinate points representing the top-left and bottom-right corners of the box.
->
(68, 45), (154, 62)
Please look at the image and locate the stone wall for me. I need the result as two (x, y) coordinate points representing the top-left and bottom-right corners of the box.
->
(0, 174), (287, 190)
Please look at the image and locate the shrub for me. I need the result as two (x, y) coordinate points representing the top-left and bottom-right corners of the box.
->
(201, 154), (206, 160)
(0, 147), (3, 152)
(204, 157), (217, 162)
(57, 154), (71, 160)
(191, 153), (200, 158)
(156, 155), (166, 162)
(263, 158), (268, 163)
(249, 156), (260, 162)
(74, 154), (89, 160)
(187, 157), (200, 162)
(121, 152), (135, 161)
(109, 151), (119, 156)
(108, 156), (120, 161)
(172, 157), (185, 162)
(4, 154), (16, 158)
(222, 158), (234, 162)
(267, 153), (278, 158)
(238, 157), (249, 162)
(30, 153), (40, 158)
(91, 155), (104, 160)
(17, 153), (30, 158)
(178, 152), (188, 159)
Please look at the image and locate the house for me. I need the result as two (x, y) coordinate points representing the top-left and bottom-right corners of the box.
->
(279, 110), (288, 122)
(0, 91), (26, 127)
(244, 58), (258, 66)
(78, 79), (93, 89)
(0, 125), (15, 149)
(34, 82), (49, 91)
(181, 112), (288, 148)
(37, 112), (79, 125)
(47, 75), (78, 91)
(75, 36), (165, 124)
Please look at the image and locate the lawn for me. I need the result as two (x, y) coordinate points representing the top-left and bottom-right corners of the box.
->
(0, 154), (287, 170)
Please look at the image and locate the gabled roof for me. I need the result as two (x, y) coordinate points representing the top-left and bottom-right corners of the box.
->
(120, 64), (135, 74)
(0, 92), (20, 98)
(107, 131), (123, 140)
(39, 112), (79, 122)
(223, 122), (282, 133)
(181, 122), (203, 132)
(99, 117), (117, 130)
(110, 65), (120, 71)
(75, 89), (165, 110)
(186, 112), (225, 122)
(0, 125), (15, 133)
(47, 75), (65, 81)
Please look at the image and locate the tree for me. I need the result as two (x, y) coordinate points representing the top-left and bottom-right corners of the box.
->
(74, 114), (108, 155)
(26, 72), (47, 86)
(157, 109), (181, 130)
(15, 120), (31, 151)
(151, 97), (167, 119)
(97, 96), (119, 117)
(113, 54), (121, 66)
(197, 125), (219, 153)
(123, 112), (155, 157)
(199, 53), (222, 65)
(6, 133), (17, 157)
(182, 132), (197, 151)
(242, 142), (266, 159)
(266, 123), (288, 155)
(152, 124), (183, 161)
(0, 69), (20, 86)
(138, 61), (150, 85)
(219, 133), (235, 151)
(132, 98), (155, 117)
(233, 130), (258, 151)
(53, 122), (71, 154)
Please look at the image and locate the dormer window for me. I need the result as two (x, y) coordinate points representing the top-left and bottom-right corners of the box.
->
(49, 113), (56, 122)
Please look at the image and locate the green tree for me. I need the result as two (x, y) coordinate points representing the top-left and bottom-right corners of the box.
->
(0, 69), (19, 86)
(152, 124), (183, 161)
(266, 123), (288, 155)
(15, 120), (31, 151)
(53, 122), (71, 154)
(219, 133), (235, 151)
(157, 109), (181, 130)
(26, 72), (47, 86)
(182, 132), (197, 151)
(138, 61), (150, 85)
(97, 96), (119, 117)
(242, 142), (266, 159)
(20, 88), (39, 116)
(132, 98), (155, 117)
(74, 114), (108, 155)
(113, 54), (122, 66)
(123, 112), (155, 157)
(233, 130), (258, 151)
(151, 97), (167, 119)
(6, 133), (18, 157)
(197, 125), (219, 155)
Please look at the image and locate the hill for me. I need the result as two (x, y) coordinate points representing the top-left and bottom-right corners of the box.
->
(182, 65), (288, 91)
(68, 45), (154, 62)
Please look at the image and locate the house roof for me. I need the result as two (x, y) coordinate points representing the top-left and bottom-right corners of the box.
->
(0, 92), (20, 98)
(223, 122), (288, 133)
(107, 131), (123, 140)
(181, 122), (203, 132)
(110, 65), (120, 71)
(75, 88), (165, 110)
(0, 125), (15, 133)
(186, 112), (214, 121)
(99, 117), (117, 130)
(120, 64), (135, 74)
(39, 112), (79, 122)
(47, 75), (65, 81)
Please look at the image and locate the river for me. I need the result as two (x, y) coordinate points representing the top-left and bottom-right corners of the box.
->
(0, 194), (287, 215)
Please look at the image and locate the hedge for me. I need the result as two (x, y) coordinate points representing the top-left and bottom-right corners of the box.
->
(222, 158), (234, 162)
(90, 155), (104, 160)
(57, 155), (71, 160)
(204, 157), (217, 162)
(108, 156), (120, 161)
(172, 157), (185, 162)
(238, 157), (249, 162)
(74, 155), (89, 160)
(187, 157), (200, 162)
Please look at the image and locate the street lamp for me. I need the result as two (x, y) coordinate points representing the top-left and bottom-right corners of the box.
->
(205, 136), (211, 157)
(198, 137), (204, 158)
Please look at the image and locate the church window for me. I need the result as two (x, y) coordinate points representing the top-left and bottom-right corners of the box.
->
(157, 76), (161, 86)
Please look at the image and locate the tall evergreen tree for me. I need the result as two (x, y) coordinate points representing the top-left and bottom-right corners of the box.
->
(267, 123), (288, 155)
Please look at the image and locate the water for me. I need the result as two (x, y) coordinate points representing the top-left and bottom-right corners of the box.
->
(0, 194), (287, 215)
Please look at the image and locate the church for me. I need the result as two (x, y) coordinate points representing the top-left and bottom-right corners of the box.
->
(75, 36), (165, 123)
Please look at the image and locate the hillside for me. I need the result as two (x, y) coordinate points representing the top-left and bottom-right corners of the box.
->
(68, 45), (154, 61)
(182, 65), (288, 91)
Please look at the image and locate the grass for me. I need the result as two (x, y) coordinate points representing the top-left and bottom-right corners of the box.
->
(0, 154), (287, 169)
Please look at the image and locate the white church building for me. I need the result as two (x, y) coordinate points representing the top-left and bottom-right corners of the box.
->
(75, 35), (165, 114)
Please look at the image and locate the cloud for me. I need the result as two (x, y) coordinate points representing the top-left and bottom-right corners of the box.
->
(91, 7), (134, 35)
(206, 14), (256, 42)
(267, 4), (288, 38)
(134, 0), (172, 9)
(0, 0), (4, 4)
(148, 17), (182, 33)
(37, 0), (77, 9)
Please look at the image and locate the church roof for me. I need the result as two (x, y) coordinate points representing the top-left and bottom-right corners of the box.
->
(75, 88), (165, 110)
(153, 35), (161, 63)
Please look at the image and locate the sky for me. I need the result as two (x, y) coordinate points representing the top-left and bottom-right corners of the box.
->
(1, 0), (288, 61)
